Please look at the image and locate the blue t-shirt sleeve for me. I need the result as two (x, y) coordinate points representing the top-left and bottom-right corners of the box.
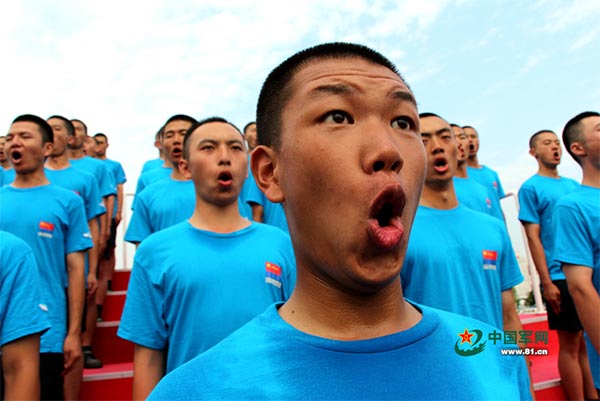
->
(86, 175), (106, 220)
(517, 184), (539, 224)
(124, 194), (152, 244)
(245, 178), (266, 206)
(0, 237), (51, 346)
(499, 225), (524, 291)
(115, 162), (127, 184)
(118, 244), (167, 350)
(66, 196), (94, 254)
(553, 201), (593, 268)
(495, 172), (506, 198)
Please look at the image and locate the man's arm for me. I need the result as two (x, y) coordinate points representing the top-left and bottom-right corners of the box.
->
(250, 203), (264, 222)
(564, 264), (600, 353)
(133, 345), (165, 401)
(64, 251), (86, 374)
(2, 333), (41, 400)
(522, 222), (560, 313)
(115, 183), (124, 226)
(87, 218), (100, 296)
(502, 289), (535, 400)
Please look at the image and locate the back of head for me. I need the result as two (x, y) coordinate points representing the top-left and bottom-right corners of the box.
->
(13, 114), (54, 144)
(563, 111), (600, 164)
(256, 42), (403, 149)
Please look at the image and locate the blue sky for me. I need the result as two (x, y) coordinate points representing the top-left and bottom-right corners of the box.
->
(1, 0), (598, 193)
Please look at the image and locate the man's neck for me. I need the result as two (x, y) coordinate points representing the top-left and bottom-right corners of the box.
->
(12, 169), (50, 188)
(536, 164), (560, 178)
(188, 198), (249, 234)
(170, 167), (188, 181)
(467, 156), (480, 168)
(279, 275), (421, 340)
(0, 161), (9, 170)
(67, 148), (85, 160)
(581, 163), (600, 188)
(45, 154), (71, 170)
(419, 181), (459, 210)
(455, 161), (468, 178)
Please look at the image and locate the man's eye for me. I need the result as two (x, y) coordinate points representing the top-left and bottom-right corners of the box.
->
(323, 111), (353, 124)
(391, 117), (412, 130)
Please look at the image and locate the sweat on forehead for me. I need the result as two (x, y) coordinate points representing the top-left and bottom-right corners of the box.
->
(256, 42), (408, 150)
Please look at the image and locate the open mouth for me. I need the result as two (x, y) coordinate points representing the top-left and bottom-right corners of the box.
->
(11, 150), (22, 164)
(469, 144), (474, 151)
(217, 171), (233, 186)
(367, 184), (406, 249)
(172, 147), (183, 158)
(553, 151), (559, 158)
(433, 157), (449, 173)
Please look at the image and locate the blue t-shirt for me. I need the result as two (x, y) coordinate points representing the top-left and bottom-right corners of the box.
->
(553, 185), (600, 388)
(102, 158), (127, 216)
(2, 168), (15, 185)
(401, 205), (523, 329)
(118, 221), (296, 373)
(71, 156), (116, 198)
(0, 231), (51, 347)
(0, 184), (93, 352)
(149, 303), (531, 400)
(124, 178), (195, 244)
(518, 174), (579, 280)
(245, 175), (289, 234)
(133, 166), (172, 206)
(46, 166), (106, 220)
(453, 176), (504, 220)
(467, 165), (505, 200)
(141, 158), (164, 174)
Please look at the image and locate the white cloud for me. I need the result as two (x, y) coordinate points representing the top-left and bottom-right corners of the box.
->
(570, 28), (600, 50)
(539, 0), (600, 32)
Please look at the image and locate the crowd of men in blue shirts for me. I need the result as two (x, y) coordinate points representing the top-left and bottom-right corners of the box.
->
(0, 42), (598, 401)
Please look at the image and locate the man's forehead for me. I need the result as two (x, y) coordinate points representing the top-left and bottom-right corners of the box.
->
(165, 120), (192, 131)
(292, 57), (412, 98)
(191, 122), (243, 142)
(9, 121), (38, 133)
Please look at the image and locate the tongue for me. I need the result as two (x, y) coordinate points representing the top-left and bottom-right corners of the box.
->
(367, 218), (404, 249)
(434, 164), (449, 173)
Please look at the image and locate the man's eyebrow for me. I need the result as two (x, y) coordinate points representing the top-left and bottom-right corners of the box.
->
(390, 90), (417, 106)
(421, 127), (452, 136)
(308, 84), (354, 98)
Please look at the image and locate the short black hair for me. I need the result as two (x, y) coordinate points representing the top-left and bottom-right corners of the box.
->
(462, 125), (476, 131)
(48, 115), (75, 137)
(563, 111), (600, 164)
(419, 112), (442, 119)
(450, 123), (461, 129)
(256, 42), (405, 149)
(528, 130), (555, 149)
(12, 114), (53, 144)
(164, 114), (197, 128)
(183, 116), (242, 159)
(243, 122), (256, 134)
(155, 126), (164, 141)
(71, 118), (87, 134)
(94, 133), (108, 141)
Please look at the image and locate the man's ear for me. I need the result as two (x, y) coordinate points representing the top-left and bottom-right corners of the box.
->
(179, 158), (192, 180)
(250, 145), (284, 203)
(570, 142), (586, 158)
(528, 147), (537, 158)
(43, 142), (54, 158)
